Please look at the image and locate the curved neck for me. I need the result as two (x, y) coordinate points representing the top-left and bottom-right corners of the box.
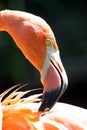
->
(0, 10), (45, 72)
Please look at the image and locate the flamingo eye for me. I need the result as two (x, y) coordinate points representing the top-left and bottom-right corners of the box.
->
(45, 38), (53, 47)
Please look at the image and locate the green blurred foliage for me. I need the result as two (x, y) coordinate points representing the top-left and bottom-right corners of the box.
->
(0, 0), (87, 107)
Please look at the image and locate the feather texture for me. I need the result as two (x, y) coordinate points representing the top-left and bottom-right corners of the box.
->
(1, 84), (87, 130)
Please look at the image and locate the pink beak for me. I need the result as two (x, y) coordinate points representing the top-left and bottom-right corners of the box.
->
(39, 51), (68, 112)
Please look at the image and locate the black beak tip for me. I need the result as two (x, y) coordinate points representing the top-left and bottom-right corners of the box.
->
(38, 81), (68, 112)
(38, 92), (51, 112)
(38, 88), (61, 112)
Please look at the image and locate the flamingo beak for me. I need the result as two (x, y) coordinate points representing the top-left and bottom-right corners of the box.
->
(38, 42), (68, 112)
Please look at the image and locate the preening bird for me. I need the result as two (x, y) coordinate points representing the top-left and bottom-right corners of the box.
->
(0, 9), (68, 112)
(0, 10), (87, 130)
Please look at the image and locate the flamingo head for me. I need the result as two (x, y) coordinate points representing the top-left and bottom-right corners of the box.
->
(0, 10), (68, 112)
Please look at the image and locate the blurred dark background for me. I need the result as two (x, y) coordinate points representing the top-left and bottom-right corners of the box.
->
(0, 0), (87, 108)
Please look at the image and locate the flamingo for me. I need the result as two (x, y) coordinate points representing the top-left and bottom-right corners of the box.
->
(0, 10), (87, 130)
(0, 9), (68, 112)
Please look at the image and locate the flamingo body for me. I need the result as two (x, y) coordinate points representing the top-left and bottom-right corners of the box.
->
(1, 87), (87, 130)
(3, 103), (87, 130)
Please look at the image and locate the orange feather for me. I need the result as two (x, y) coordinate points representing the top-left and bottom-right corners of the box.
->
(1, 85), (87, 130)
